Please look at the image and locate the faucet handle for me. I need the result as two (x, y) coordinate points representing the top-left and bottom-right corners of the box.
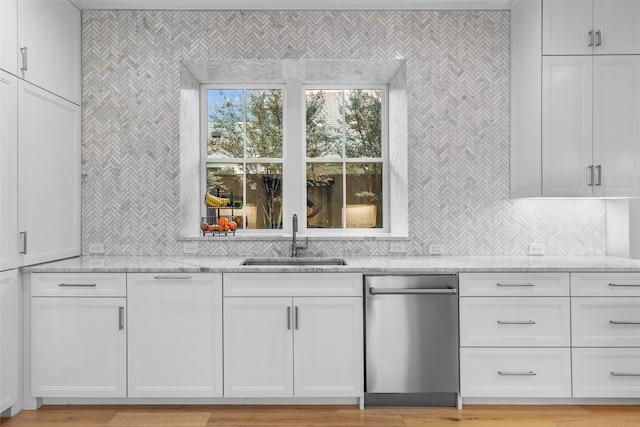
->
(293, 213), (298, 232)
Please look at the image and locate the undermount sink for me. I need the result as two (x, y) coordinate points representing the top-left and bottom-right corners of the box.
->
(240, 257), (347, 266)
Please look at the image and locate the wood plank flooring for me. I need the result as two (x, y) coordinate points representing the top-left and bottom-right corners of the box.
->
(2, 404), (640, 426)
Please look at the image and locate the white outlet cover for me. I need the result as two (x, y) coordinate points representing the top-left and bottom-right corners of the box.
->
(389, 241), (407, 254)
(528, 244), (545, 256)
(88, 242), (104, 254)
(182, 241), (199, 254)
(428, 243), (444, 255)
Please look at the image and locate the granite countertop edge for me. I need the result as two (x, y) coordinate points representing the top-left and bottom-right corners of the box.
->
(19, 255), (640, 273)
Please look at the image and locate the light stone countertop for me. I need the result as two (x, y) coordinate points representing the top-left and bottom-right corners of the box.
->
(20, 255), (640, 274)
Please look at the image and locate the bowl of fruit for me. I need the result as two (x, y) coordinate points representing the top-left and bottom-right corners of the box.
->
(201, 216), (238, 237)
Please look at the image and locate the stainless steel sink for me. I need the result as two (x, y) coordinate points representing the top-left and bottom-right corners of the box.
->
(240, 257), (347, 266)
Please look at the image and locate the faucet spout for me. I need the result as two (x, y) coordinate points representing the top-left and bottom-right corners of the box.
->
(291, 213), (306, 257)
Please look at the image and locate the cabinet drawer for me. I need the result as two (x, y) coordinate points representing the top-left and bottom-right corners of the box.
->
(223, 273), (362, 297)
(573, 348), (640, 398)
(460, 297), (570, 347)
(460, 347), (571, 398)
(31, 273), (126, 297)
(459, 273), (569, 297)
(572, 297), (640, 347)
(571, 272), (640, 296)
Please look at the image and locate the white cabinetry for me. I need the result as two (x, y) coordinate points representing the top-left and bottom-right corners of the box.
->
(127, 273), (223, 398)
(543, 0), (640, 55)
(571, 272), (640, 398)
(0, 71), (18, 272)
(223, 273), (363, 399)
(17, 0), (80, 104)
(0, 270), (19, 414)
(31, 273), (127, 398)
(18, 81), (80, 266)
(459, 272), (572, 398)
(0, 0), (17, 74)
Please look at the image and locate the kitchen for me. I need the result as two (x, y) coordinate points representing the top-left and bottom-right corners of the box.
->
(2, 0), (640, 425)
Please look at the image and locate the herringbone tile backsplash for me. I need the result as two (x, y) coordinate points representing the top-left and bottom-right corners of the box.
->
(81, 10), (606, 256)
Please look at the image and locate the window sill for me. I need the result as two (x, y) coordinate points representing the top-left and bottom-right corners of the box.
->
(177, 234), (409, 242)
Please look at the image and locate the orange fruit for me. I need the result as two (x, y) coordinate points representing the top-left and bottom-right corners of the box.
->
(201, 223), (209, 231)
(212, 224), (220, 231)
(207, 224), (215, 232)
(228, 221), (237, 231)
(218, 217), (229, 228)
(225, 225), (230, 232)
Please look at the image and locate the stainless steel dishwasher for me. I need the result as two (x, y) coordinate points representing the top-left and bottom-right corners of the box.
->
(364, 275), (459, 407)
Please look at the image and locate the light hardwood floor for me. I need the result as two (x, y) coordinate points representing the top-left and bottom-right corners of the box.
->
(2, 405), (640, 426)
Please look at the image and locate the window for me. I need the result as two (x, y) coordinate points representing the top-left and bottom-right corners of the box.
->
(202, 84), (388, 233)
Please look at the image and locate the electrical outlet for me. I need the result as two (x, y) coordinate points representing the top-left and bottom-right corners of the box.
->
(428, 243), (444, 256)
(88, 242), (104, 254)
(528, 243), (545, 256)
(389, 241), (407, 254)
(182, 241), (199, 255)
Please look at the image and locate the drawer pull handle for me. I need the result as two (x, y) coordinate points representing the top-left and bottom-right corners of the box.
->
(153, 275), (192, 280)
(496, 283), (534, 287)
(611, 372), (640, 377)
(610, 321), (640, 325)
(609, 283), (640, 287)
(498, 371), (536, 376)
(58, 283), (97, 287)
(119, 306), (125, 330)
(497, 320), (536, 325)
(287, 306), (291, 330)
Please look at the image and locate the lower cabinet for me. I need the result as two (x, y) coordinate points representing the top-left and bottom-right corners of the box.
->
(1, 270), (19, 414)
(573, 348), (640, 398)
(223, 273), (363, 398)
(31, 273), (127, 398)
(127, 273), (222, 397)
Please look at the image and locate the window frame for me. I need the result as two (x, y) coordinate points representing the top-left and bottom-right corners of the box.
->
(200, 83), (389, 235)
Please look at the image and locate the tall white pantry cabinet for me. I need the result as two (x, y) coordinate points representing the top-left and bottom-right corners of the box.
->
(511, 0), (640, 198)
(0, 0), (81, 419)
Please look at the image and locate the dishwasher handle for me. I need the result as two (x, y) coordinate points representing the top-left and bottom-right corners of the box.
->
(369, 287), (457, 295)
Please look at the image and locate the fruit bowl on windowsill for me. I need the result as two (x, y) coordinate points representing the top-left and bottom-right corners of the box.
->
(200, 216), (238, 237)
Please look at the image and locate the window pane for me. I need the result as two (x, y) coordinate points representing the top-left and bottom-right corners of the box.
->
(345, 89), (382, 158)
(206, 163), (244, 227)
(246, 89), (283, 158)
(207, 89), (244, 158)
(306, 163), (343, 228)
(305, 90), (343, 158)
(346, 162), (383, 228)
(246, 163), (283, 229)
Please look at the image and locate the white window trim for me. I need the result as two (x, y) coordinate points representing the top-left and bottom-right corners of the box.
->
(200, 83), (390, 236)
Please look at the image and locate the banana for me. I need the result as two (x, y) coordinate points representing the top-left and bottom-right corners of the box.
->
(205, 193), (230, 208)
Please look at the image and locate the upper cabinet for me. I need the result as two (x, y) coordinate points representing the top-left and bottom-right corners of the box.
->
(17, 0), (80, 105)
(543, 0), (640, 55)
(0, 0), (17, 74)
(0, 71), (18, 272)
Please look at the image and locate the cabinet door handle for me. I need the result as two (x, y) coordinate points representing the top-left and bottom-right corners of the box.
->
(58, 283), (97, 287)
(595, 29), (602, 47)
(497, 320), (536, 325)
(153, 275), (191, 280)
(119, 306), (125, 330)
(496, 283), (534, 287)
(20, 47), (27, 71)
(498, 371), (536, 376)
(609, 283), (640, 287)
(611, 371), (640, 377)
(295, 306), (299, 330)
(287, 306), (291, 330)
(19, 231), (27, 254)
(588, 165), (595, 186)
(610, 320), (640, 325)
(588, 30), (594, 47)
(595, 165), (602, 186)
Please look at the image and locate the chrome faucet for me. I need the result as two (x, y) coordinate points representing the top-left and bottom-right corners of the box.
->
(291, 213), (307, 257)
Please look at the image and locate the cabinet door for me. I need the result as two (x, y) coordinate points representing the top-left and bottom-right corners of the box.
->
(593, 56), (640, 197)
(17, 0), (80, 104)
(293, 297), (363, 397)
(0, 71), (18, 272)
(0, 0), (17, 74)
(31, 297), (126, 397)
(594, 0), (640, 54)
(542, 56), (593, 197)
(18, 81), (80, 266)
(0, 270), (19, 413)
(223, 297), (293, 397)
(543, 0), (593, 55)
(127, 273), (223, 397)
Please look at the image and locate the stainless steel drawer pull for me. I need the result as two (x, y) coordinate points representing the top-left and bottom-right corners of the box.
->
(58, 283), (97, 287)
(19, 231), (27, 254)
(287, 306), (291, 330)
(588, 30), (594, 47)
(496, 283), (534, 287)
(295, 306), (299, 330)
(595, 165), (602, 186)
(498, 371), (536, 376)
(119, 306), (125, 330)
(588, 165), (595, 186)
(610, 321), (640, 325)
(369, 287), (457, 295)
(497, 320), (536, 325)
(20, 47), (27, 71)
(595, 29), (602, 47)
(153, 275), (192, 280)
(611, 372), (640, 377)
(609, 283), (640, 287)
